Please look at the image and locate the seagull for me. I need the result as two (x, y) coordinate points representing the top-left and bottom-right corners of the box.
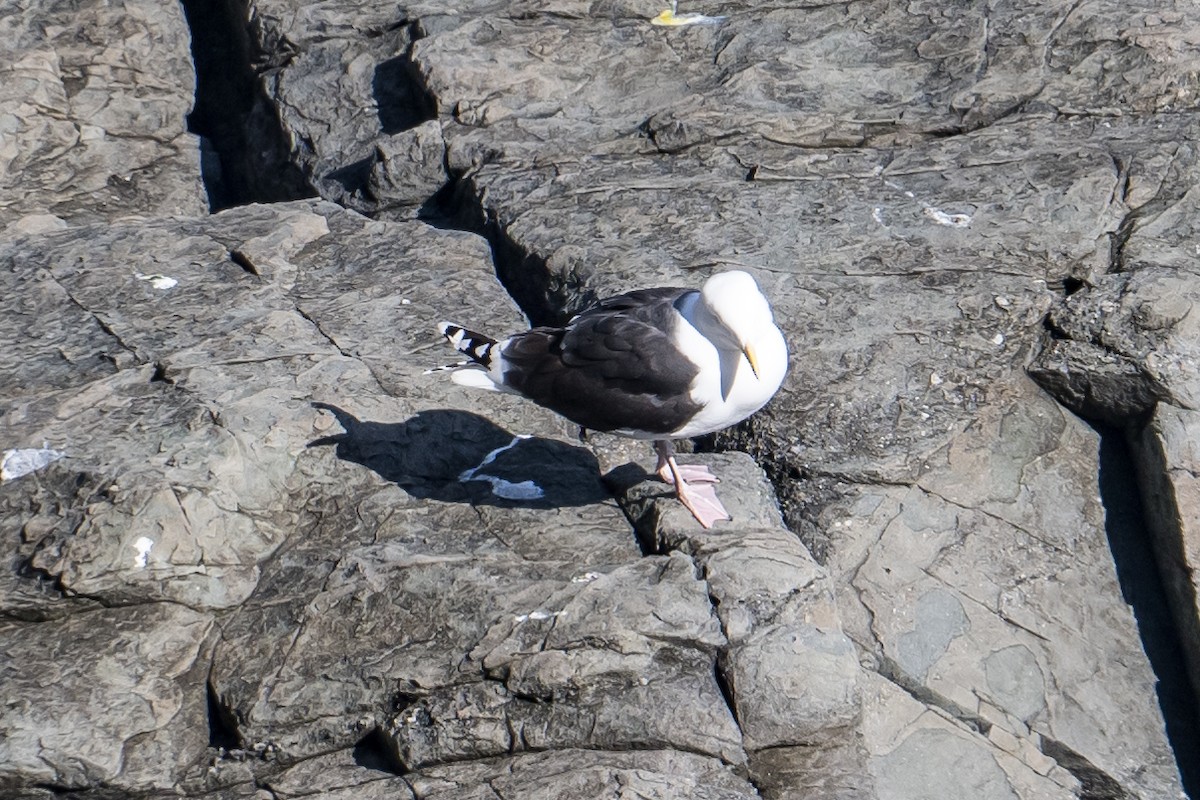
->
(434, 270), (787, 528)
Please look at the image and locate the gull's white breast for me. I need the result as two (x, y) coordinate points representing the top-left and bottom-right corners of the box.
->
(667, 316), (788, 438)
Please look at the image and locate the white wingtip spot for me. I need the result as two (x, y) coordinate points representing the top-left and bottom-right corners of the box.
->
(438, 321), (466, 345)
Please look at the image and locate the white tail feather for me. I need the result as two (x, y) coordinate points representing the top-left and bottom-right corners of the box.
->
(451, 369), (501, 391)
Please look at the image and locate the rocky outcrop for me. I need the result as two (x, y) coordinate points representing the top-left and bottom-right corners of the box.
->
(1032, 267), (1200, 424)
(1130, 407), (1200, 719)
(1, 604), (214, 790)
(0, 0), (206, 229)
(3, 0), (1198, 798)
(612, 453), (869, 797)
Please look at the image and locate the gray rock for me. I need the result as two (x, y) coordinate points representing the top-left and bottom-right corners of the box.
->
(0, 262), (125, 400)
(610, 454), (868, 797)
(212, 544), (663, 760)
(893, 588), (970, 684)
(428, 44), (1188, 793)
(1027, 337), (1169, 426)
(609, 451), (785, 552)
(984, 645), (1048, 724)
(262, 750), (414, 799)
(747, 741), (881, 800)
(234, 7), (436, 212)
(876, 728), (1019, 800)
(269, 747), (764, 800)
(1032, 266), (1200, 421)
(409, 748), (760, 800)
(0, 0), (206, 226)
(0, 604), (214, 792)
(0, 201), (650, 795)
(404, 12), (1191, 789)
(4, 0), (1199, 796)
(0, 200), (580, 616)
(381, 555), (740, 768)
(717, 562), (861, 751)
(1131, 404), (1200, 711)
(825, 379), (1182, 798)
(859, 671), (1077, 800)
(353, 120), (448, 215)
(418, 3), (1200, 160)
(1, 203), (350, 612)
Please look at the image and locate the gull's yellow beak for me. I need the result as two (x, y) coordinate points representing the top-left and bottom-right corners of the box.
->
(743, 344), (760, 379)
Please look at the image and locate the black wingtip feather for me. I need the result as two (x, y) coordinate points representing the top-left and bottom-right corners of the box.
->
(438, 322), (498, 368)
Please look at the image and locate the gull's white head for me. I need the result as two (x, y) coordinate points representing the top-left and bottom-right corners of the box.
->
(699, 270), (780, 378)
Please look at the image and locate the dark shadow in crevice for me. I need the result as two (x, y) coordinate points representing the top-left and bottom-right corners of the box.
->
(412, 171), (598, 327)
(352, 727), (406, 775)
(713, 648), (740, 729)
(694, 420), (837, 565)
(414, 177), (462, 230)
(29, 783), (130, 800)
(1040, 736), (1133, 800)
(207, 679), (241, 750)
(373, 43), (437, 135)
(309, 403), (609, 508)
(1095, 423), (1200, 797)
(322, 156), (376, 197)
(180, 0), (315, 210)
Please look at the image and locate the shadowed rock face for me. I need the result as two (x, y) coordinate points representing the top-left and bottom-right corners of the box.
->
(2, 2), (1199, 799)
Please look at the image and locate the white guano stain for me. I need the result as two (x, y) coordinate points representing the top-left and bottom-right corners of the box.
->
(514, 610), (566, 623)
(1, 445), (65, 481)
(922, 206), (972, 227)
(133, 536), (155, 568)
(136, 273), (179, 290)
(882, 178), (972, 228)
(458, 435), (545, 500)
(478, 476), (545, 500)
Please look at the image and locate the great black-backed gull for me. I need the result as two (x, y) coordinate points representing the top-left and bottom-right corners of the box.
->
(435, 270), (788, 528)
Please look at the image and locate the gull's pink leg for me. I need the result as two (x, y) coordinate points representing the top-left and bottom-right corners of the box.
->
(653, 441), (731, 528)
(653, 440), (720, 484)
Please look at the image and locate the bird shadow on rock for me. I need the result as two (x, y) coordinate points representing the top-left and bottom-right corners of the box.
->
(309, 403), (611, 507)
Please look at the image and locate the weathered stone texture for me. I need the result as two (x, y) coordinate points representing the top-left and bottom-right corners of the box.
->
(0, 604), (214, 790)
(3, 0), (1197, 797)
(611, 454), (869, 798)
(824, 380), (1180, 799)
(0, 0), (206, 227)
(1131, 405), (1200, 711)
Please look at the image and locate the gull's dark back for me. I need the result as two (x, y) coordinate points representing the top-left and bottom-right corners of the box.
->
(500, 287), (704, 435)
